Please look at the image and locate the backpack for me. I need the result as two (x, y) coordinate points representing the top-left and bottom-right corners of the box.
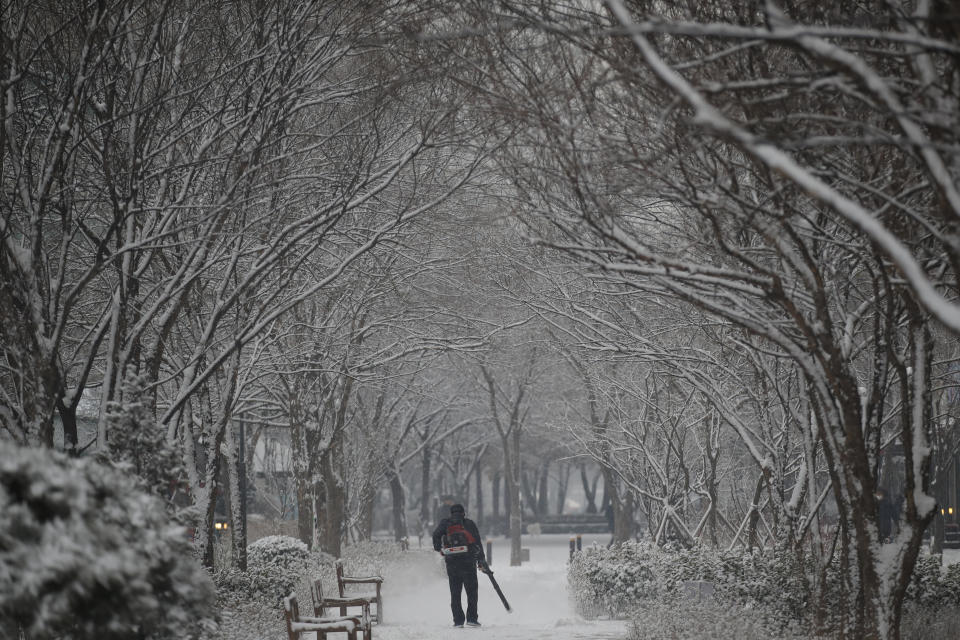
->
(441, 520), (476, 556)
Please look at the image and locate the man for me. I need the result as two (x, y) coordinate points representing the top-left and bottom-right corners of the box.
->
(432, 503), (485, 628)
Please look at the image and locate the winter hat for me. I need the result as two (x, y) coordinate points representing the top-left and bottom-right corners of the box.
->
(450, 503), (465, 517)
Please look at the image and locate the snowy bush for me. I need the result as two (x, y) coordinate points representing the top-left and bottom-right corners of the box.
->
(626, 598), (810, 640)
(340, 539), (410, 578)
(214, 535), (308, 606)
(713, 545), (810, 625)
(96, 372), (191, 514)
(902, 603), (960, 640)
(906, 553), (951, 608)
(568, 542), (809, 630)
(939, 562), (960, 606)
(248, 535), (310, 570)
(572, 542), (960, 638)
(206, 539), (418, 640)
(568, 542), (658, 617)
(212, 535), (336, 609)
(0, 444), (217, 640)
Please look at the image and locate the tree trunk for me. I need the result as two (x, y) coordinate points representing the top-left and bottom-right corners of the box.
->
(503, 469), (511, 536)
(389, 469), (408, 542)
(225, 425), (247, 570)
(492, 471), (500, 518)
(319, 450), (345, 557)
(747, 472), (766, 551)
(556, 462), (569, 514)
(476, 466), (484, 532)
(295, 475), (314, 550)
(420, 446), (432, 526)
(192, 405), (229, 570)
(706, 445), (720, 548)
(537, 461), (550, 515)
(580, 464), (598, 513)
(521, 469), (539, 519)
(613, 491), (635, 544)
(509, 428), (522, 565)
(706, 483), (719, 548)
(57, 401), (79, 454)
(358, 489), (375, 541)
(200, 482), (219, 569)
(600, 476), (611, 514)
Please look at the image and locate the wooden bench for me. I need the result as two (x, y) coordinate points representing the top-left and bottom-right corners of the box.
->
(311, 579), (372, 640)
(283, 594), (364, 640)
(336, 560), (383, 624)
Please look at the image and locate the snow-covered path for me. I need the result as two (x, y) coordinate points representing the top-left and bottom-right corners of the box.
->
(373, 533), (626, 640)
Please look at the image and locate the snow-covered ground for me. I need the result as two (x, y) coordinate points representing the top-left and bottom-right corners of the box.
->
(372, 533), (626, 640)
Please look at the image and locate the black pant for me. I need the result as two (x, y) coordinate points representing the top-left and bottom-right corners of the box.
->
(446, 561), (478, 625)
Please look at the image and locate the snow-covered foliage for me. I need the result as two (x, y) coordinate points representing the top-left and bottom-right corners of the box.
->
(905, 555), (960, 610)
(571, 542), (960, 637)
(208, 538), (409, 640)
(210, 535), (336, 639)
(625, 599), (809, 640)
(248, 535), (311, 569)
(100, 373), (186, 510)
(207, 538), (419, 640)
(0, 444), (216, 639)
(340, 539), (414, 578)
(214, 535), (319, 607)
(902, 603), (960, 640)
(902, 557), (960, 638)
(569, 542), (808, 631)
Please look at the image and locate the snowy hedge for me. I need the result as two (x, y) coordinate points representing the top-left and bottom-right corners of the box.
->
(248, 535), (311, 572)
(340, 539), (412, 577)
(905, 554), (960, 610)
(0, 444), (216, 640)
(212, 536), (409, 612)
(570, 541), (960, 635)
(214, 535), (313, 607)
(568, 542), (809, 628)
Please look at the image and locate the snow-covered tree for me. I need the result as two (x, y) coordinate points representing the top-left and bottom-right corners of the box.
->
(427, 1), (960, 636)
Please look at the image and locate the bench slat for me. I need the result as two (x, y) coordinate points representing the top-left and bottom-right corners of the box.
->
(340, 576), (383, 583)
(291, 621), (356, 632)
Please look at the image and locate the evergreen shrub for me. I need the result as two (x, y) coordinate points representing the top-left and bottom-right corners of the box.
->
(568, 541), (808, 628)
(340, 539), (414, 578)
(0, 444), (216, 640)
(571, 540), (960, 638)
(213, 535), (324, 606)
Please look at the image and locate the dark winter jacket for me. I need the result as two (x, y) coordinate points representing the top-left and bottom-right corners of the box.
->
(432, 516), (485, 565)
